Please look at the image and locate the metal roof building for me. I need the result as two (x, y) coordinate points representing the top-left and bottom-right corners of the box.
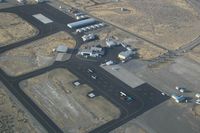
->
(67, 18), (96, 29)
(118, 50), (133, 60)
(106, 39), (119, 47)
(78, 46), (105, 57)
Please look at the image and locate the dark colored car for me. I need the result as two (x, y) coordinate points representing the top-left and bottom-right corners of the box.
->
(119, 91), (134, 104)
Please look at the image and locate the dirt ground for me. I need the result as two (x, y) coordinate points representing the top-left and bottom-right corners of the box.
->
(0, 82), (44, 133)
(19, 68), (120, 133)
(0, 12), (37, 47)
(111, 121), (148, 133)
(187, 45), (200, 63)
(193, 105), (200, 117)
(58, 0), (113, 8)
(94, 26), (166, 60)
(62, 0), (200, 50)
(0, 31), (76, 76)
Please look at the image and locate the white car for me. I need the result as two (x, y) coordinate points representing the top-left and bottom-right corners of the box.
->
(91, 75), (97, 79)
(175, 86), (185, 93)
(87, 68), (94, 73)
(195, 93), (200, 98)
(98, 23), (104, 26)
(196, 99), (200, 104)
(122, 60), (126, 63)
(179, 88), (185, 93)
(161, 92), (166, 96)
(105, 60), (114, 65)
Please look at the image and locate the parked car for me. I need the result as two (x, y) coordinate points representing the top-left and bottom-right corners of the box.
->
(105, 60), (114, 65)
(196, 99), (200, 104)
(91, 74), (97, 80)
(119, 91), (134, 104)
(195, 93), (200, 98)
(175, 86), (185, 93)
(87, 68), (94, 73)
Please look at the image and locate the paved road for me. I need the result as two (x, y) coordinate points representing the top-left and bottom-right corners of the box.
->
(0, 3), (169, 133)
(0, 69), (63, 133)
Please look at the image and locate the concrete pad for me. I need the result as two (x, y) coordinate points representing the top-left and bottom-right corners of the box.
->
(32, 14), (53, 24)
(55, 53), (71, 61)
(101, 64), (145, 88)
(136, 100), (200, 133)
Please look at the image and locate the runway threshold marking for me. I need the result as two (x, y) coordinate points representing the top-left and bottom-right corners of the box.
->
(32, 14), (53, 24)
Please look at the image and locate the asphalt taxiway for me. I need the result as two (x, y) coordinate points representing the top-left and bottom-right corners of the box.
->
(0, 3), (169, 133)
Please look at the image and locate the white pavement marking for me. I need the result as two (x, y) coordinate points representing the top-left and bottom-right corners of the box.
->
(32, 14), (53, 24)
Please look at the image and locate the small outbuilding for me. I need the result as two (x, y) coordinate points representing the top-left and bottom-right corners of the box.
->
(78, 46), (104, 57)
(73, 80), (81, 86)
(118, 50), (133, 60)
(106, 39), (119, 47)
(87, 91), (98, 98)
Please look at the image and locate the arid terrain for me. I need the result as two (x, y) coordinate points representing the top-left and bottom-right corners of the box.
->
(0, 82), (45, 133)
(0, 1), (200, 133)
(0, 31), (76, 76)
(19, 68), (120, 133)
(61, 0), (200, 50)
(58, 0), (112, 8)
(187, 45), (200, 63)
(0, 13), (37, 47)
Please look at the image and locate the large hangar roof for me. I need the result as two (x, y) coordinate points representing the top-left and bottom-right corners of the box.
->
(67, 18), (96, 29)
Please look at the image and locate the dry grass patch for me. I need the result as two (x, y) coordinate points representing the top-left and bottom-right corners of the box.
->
(0, 13), (37, 47)
(187, 45), (200, 63)
(0, 31), (76, 76)
(193, 105), (200, 117)
(86, 0), (200, 50)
